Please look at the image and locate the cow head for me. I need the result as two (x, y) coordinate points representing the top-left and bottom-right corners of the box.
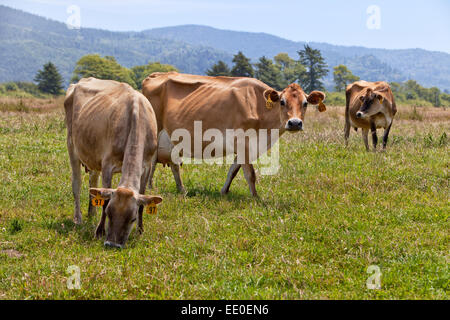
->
(264, 84), (326, 132)
(357, 88), (385, 119)
(89, 187), (163, 248)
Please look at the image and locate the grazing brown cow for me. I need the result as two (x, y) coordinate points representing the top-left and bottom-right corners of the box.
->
(345, 81), (397, 151)
(142, 72), (327, 196)
(64, 77), (162, 248)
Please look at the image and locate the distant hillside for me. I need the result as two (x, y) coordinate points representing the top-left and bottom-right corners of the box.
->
(0, 6), (231, 86)
(1, 5), (450, 91)
(144, 25), (450, 91)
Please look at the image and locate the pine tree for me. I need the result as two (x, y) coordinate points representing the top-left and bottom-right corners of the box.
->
(254, 56), (283, 90)
(230, 51), (254, 78)
(206, 61), (231, 77)
(34, 62), (64, 95)
(333, 64), (360, 92)
(297, 45), (329, 92)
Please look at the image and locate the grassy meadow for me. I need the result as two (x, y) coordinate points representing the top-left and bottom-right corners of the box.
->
(0, 97), (448, 299)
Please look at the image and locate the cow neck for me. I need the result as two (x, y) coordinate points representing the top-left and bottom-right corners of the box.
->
(259, 101), (285, 135)
(118, 106), (144, 192)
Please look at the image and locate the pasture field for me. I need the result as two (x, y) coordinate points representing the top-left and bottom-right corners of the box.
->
(0, 97), (448, 299)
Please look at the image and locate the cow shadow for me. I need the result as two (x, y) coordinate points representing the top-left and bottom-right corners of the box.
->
(183, 185), (250, 202)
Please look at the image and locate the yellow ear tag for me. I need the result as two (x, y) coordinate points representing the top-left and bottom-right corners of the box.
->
(379, 96), (384, 104)
(266, 95), (274, 109)
(92, 195), (105, 207)
(146, 202), (157, 215)
(318, 100), (326, 112)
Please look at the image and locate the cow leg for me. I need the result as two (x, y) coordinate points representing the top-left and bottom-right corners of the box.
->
(148, 153), (158, 190)
(242, 164), (257, 197)
(362, 128), (370, 152)
(220, 158), (241, 195)
(371, 122), (378, 152)
(137, 167), (151, 235)
(95, 167), (113, 239)
(87, 171), (100, 218)
(169, 163), (186, 194)
(382, 122), (393, 150)
(344, 115), (351, 147)
(67, 139), (82, 224)
(71, 162), (82, 224)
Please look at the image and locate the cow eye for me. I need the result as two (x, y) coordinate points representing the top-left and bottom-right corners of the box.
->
(280, 99), (286, 106)
(303, 101), (308, 108)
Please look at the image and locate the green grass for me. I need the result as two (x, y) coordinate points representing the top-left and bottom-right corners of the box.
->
(0, 100), (448, 299)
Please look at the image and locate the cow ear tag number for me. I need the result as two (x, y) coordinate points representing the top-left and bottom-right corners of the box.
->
(146, 203), (157, 215)
(266, 95), (274, 109)
(92, 195), (105, 207)
(318, 99), (327, 112)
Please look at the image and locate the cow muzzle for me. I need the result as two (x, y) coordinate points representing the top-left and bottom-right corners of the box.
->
(104, 241), (123, 249)
(286, 118), (303, 131)
(356, 111), (368, 119)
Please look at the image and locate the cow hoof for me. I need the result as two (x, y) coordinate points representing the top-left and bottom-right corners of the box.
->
(220, 188), (229, 196)
(95, 226), (105, 239)
(73, 215), (82, 225)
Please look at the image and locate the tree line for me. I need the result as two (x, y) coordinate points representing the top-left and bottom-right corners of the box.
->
(70, 55), (178, 90)
(0, 56), (178, 97)
(207, 45), (359, 93)
(1, 50), (449, 107)
(207, 46), (335, 93)
(207, 47), (449, 107)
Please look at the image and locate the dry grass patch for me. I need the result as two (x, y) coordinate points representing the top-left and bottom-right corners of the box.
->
(0, 97), (64, 113)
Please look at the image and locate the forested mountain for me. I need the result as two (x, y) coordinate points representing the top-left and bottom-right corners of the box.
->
(1, 5), (449, 91)
(145, 25), (450, 91)
(0, 6), (230, 86)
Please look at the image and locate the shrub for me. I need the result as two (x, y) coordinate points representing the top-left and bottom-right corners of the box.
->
(4, 82), (18, 92)
(325, 91), (346, 106)
(7, 218), (24, 234)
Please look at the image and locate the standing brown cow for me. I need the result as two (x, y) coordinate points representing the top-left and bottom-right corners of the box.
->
(64, 78), (163, 248)
(142, 72), (327, 197)
(345, 81), (397, 151)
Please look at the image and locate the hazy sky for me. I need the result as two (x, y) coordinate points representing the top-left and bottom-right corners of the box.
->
(1, 0), (449, 53)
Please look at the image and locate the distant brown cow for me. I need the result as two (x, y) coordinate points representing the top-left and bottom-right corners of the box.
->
(64, 78), (162, 248)
(142, 72), (327, 196)
(345, 81), (397, 151)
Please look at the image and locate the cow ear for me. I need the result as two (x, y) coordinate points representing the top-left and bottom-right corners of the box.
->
(376, 93), (384, 103)
(263, 90), (280, 110)
(263, 89), (280, 102)
(307, 91), (326, 112)
(89, 188), (114, 199)
(137, 195), (163, 206)
(306, 91), (325, 105)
